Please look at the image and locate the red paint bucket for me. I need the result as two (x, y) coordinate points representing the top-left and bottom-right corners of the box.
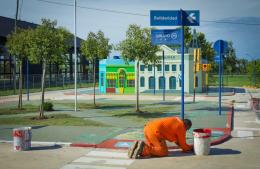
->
(13, 127), (32, 151)
(193, 128), (211, 155)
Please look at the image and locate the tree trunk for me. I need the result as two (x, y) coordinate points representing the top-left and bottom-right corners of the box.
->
(18, 62), (23, 110)
(39, 61), (46, 119)
(136, 60), (140, 113)
(93, 59), (96, 107)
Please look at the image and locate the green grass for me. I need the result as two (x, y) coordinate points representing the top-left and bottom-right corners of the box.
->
(0, 104), (39, 115)
(106, 105), (178, 123)
(209, 74), (259, 87)
(0, 114), (107, 126)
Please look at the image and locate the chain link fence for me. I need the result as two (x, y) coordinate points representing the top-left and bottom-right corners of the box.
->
(208, 74), (260, 87)
(0, 73), (95, 96)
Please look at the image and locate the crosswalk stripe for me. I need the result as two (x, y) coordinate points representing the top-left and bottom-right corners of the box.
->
(86, 151), (128, 159)
(60, 164), (126, 169)
(73, 157), (134, 166)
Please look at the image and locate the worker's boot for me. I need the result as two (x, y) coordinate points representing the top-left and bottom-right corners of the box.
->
(128, 141), (139, 158)
(131, 141), (145, 159)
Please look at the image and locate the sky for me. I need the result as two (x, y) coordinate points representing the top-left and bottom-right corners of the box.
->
(1, 0), (260, 60)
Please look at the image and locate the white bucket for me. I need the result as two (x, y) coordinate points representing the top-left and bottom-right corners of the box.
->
(13, 127), (32, 151)
(193, 128), (211, 156)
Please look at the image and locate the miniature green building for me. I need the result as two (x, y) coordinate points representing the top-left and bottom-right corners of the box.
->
(99, 56), (135, 94)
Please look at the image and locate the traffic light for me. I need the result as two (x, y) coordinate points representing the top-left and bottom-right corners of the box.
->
(193, 48), (201, 63)
(202, 64), (207, 72)
(202, 64), (211, 72)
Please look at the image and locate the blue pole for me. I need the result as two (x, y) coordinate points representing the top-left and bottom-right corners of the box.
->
(163, 50), (165, 101)
(26, 59), (29, 101)
(219, 41), (222, 115)
(181, 9), (185, 120)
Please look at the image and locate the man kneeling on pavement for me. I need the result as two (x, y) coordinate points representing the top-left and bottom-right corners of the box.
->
(128, 117), (193, 158)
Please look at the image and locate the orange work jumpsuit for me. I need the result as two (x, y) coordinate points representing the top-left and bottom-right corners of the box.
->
(141, 117), (192, 157)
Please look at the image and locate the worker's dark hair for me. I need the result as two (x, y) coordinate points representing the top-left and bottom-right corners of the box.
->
(183, 119), (192, 130)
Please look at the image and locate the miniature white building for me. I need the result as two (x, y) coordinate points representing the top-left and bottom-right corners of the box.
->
(137, 45), (203, 93)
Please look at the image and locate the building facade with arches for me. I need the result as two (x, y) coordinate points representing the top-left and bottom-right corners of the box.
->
(138, 45), (203, 93)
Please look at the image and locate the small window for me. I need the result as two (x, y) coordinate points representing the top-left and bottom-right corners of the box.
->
(140, 65), (145, 71)
(157, 65), (162, 71)
(148, 65), (153, 71)
(127, 80), (135, 87)
(140, 77), (145, 87)
(179, 78), (182, 87)
(165, 65), (169, 71)
(179, 64), (183, 71)
(172, 65), (176, 71)
(107, 79), (116, 87)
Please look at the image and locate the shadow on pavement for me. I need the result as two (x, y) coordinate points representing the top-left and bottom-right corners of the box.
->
(31, 126), (47, 129)
(168, 150), (194, 157)
(30, 144), (62, 151)
(210, 148), (241, 155)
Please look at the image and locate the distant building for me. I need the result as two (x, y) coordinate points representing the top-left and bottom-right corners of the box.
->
(0, 16), (97, 89)
(99, 45), (205, 94)
(138, 45), (203, 93)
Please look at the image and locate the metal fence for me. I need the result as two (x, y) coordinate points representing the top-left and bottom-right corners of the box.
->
(0, 73), (95, 92)
(208, 74), (260, 87)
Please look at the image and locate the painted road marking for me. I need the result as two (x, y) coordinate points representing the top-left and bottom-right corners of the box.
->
(86, 151), (128, 159)
(115, 142), (133, 148)
(60, 164), (126, 169)
(73, 157), (134, 166)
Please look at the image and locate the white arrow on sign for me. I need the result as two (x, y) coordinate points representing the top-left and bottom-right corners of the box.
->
(187, 13), (196, 23)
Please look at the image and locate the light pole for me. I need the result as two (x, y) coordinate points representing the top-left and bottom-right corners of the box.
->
(74, 0), (77, 112)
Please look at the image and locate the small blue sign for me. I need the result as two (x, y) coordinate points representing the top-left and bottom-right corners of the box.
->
(182, 10), (200, 26)
(214, 40), (228, 56)
(150, 10), (200, 26)
(151, 29), (181, 45)
(150, 10), (181, 26)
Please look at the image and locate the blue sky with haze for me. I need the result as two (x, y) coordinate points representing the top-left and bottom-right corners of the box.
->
(1, 0), (260, 59)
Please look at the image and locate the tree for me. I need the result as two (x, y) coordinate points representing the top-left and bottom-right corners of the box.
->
(247, 59), (260, 87)
(6, 28), (32, 110)
(80, 30), (111, 107)
(197, 32), (215, 62)
(224, 41), (237, 74)
(117, 24), (160, 113)
(27, 19), (72, 118)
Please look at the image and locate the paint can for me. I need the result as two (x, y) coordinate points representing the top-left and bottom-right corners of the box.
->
(193, 128), (211, 155)
(13, 127), (32, 151)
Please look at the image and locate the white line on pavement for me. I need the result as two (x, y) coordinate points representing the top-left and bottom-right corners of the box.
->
(73, 157), (134, 166)
(60, 164), (126, 169)
(86, 151), (128, 159)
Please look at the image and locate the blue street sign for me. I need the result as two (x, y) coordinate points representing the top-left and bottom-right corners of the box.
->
(214, 40), (228, 57)
(150, 10), (200, 26)
(151, 29), (181, 45)
(150, 10), (180, 26)
(182, 10), (200, 26)
(213, 40), (228, 116)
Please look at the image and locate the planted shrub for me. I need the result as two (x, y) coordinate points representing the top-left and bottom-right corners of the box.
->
(43, 102), (54, 111)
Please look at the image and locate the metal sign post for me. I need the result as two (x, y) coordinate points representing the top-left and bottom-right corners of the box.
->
(150, 9), (200, 119)
(163, 50), (165, 101)
(214, 40), (228, 116)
